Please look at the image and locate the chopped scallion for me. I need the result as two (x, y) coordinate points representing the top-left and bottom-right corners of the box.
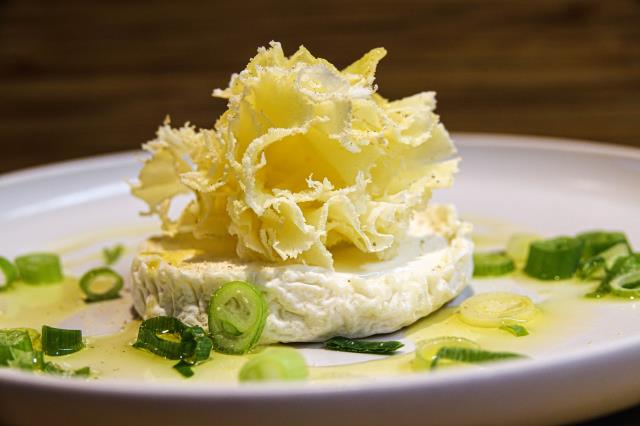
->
(459, 292), (536, 328)
(414, 337), (480, 371)
(578, 243), (631, 281)
(208, 281), (267, 355)
(506, 233), (540, 264)
(79, 267), (123, 302)
(0, 329), (35, 366)
(577, 231), (629, 260)
(587, 254), (640, 299)
(524, 237), (583, 280)
(173, 360), (195, 378)
(324, 336), (404, 355)
(0, 256), (19, 290)
(133, 316), (212, 377)
(430, 347), (524, 369)
(102, 244), (125, 265)
(14, 253), (63, 284)
(41, 325), (84, 356)
(239, 347), (308, 382)
(473, 252), (515, 277)
(499, 324), (529, 337)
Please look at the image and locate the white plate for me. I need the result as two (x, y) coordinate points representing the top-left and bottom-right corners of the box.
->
(1, 133), (639, 426)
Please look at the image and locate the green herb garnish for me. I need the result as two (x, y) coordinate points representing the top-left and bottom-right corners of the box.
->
(14, 253), (63, 284)
(79, 267), (123, 302)
(208, 281), (267, 355)
(430, 347), (525, 369)
(324, 336), (404, 355)
(102, 244), (125, 266)
(473, 252), (515, 277)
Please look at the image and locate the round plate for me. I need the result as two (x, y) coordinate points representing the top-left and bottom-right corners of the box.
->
(1, 133), (639, 426)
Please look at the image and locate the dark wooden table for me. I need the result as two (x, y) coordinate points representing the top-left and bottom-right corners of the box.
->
(1, 1), (639, 423)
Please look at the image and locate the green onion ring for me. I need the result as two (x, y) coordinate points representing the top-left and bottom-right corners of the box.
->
(79, 267), (123, 302)
(208, 281), (267, 355)
(524, 237), (583, 280)
(41, 325), (84, 356)
(0, 256), (19, 290)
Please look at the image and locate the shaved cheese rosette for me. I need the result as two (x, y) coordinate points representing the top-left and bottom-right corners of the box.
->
(132, 41), (458, 269)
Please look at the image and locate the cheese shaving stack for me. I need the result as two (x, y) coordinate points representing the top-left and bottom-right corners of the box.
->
(132, 41), (458, 269)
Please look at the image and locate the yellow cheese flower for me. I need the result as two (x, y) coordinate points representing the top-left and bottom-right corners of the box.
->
(132, 41), (458, 269)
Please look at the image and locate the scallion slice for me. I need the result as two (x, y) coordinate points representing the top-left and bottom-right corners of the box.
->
(324, 336), (404, 355)
(578, 242), (632, 281)
(0, 257), (19, 290)
(499, 324), (529, 337)
(473, 252), (515, 277)
(430, 347), (525, 369)
(133, 316), (190, 360)
(524, 237), (583, 280)
(208, 281), (267, 355)
(459, 292), (536, 328)
(587, 254), (640, 299)
(41, 325), (83, 356)
(173, 360), (195, 378)
(0, 329), (35, 366)
(133, 316), (213, 373)
(79, 267), (124, 302)
(577, 231), (629, 260)
(14, 253), (63, 284)
(506, 233), (540, 264)
(609, 271), (640, 299)
(414, 337), (480, 371)
(102, 244), (125, 266)
(239, 347), (308, 382)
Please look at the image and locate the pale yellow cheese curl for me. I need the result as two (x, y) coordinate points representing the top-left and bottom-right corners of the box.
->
(132, 41), (458, 269)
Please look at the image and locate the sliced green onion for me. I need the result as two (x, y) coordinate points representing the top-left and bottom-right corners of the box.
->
(0, 256), (19, 290)
(506, 233), (540, 264)
(473, 252), (515, 277)
(14, 253), (63, 284)
(324, 336), (404, 355)
(499, 324), (529, 337)
(578, 243), (631, 281)
(79, 267), (123, 302)
(41, 325), (83, 356)
(208, 281), (267, 355)
(133, 316), (213, 367)
(587, 254), (640, 299)
(0, 329), (35, 366)
(102, 244), (125, 266)
(524, 237), (583, 280)
(459, 292), (536, 328)
(133, 316), (190, 360)
(181, 326), (213, 364)
(42, 361), (92, 377)
(239, 347), (308, 382)
(609, 271), (640, 299)
(577, 256), (606, 281)
(430, 347), (525, 369)
(173, 360), (195, 378)
(414, 337), (480, 371)
(577, 231), (629, 260)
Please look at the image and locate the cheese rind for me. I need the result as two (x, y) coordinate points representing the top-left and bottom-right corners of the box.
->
(131, 204), (472, 343)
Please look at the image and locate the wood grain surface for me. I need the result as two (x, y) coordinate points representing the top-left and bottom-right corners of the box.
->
(0, 1), (639, 423)
(0, 0), (639, 173)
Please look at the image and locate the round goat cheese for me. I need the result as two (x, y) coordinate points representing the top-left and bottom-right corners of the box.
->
(131, 204), (473, 343)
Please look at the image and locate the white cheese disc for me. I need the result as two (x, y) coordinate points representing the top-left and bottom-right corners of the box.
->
(131, 204), (473, 343)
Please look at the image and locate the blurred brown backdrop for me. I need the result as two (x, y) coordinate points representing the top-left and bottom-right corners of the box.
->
(1, 0), (639, 173)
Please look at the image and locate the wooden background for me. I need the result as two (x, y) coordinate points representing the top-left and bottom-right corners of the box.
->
(0, 0), (639, 173)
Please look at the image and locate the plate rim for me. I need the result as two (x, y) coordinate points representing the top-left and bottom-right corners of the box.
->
(1, 132), (639, 398)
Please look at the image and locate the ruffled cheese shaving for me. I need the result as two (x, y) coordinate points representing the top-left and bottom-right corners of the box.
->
(132, 41), (459, 269)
